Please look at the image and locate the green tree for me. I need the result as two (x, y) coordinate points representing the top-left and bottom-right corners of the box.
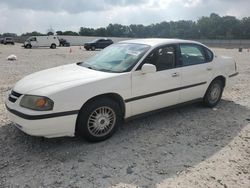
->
(62, 31), (79, 36)
(241, 17), (250, 39)
(21, 31), (44, 36)
(56, 31), (63, 35)
(2, 33), (17, 37)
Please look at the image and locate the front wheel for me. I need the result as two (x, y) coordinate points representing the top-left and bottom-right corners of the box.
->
(203, 79), (224, 107)
(76, 98), (122, 142)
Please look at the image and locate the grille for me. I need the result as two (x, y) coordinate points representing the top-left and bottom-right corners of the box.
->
(8, 90), (22, 103)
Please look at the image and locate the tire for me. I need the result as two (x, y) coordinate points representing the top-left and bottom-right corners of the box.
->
(203, 79), (224, 107)
(51, 44), (56, 49)
(26, 44), (32, 49)
(76, 98), (122, 142)
(91, 46), (95, 51)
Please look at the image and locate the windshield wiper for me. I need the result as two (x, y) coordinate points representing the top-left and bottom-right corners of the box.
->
(98, 68), (117, 73)
(85, 66), (93, 69)
(77, 62), (96, 70)
(77, 62), (116, 72)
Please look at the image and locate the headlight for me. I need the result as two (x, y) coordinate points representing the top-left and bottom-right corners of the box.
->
(20, 95), (54, 111)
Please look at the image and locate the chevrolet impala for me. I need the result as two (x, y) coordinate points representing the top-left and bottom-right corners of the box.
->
(6, 39), (238, 141)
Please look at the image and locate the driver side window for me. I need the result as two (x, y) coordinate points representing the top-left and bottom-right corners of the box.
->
(142, 45), (176, 71)
(30, 37), (36, 41)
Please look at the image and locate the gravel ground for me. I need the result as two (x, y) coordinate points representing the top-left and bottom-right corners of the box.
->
(0, 44), (249, 188)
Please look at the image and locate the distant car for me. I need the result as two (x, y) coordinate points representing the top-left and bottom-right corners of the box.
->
(59, 38), (70, 47)
(0, 38), (4, 44)
(23, 36), (60, 49)
(3, 37), (15, 45)
(6, 39), (238, 142)
(84, 38), (113, 51)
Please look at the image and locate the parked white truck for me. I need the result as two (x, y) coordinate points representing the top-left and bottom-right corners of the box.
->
(23, 36), (60, 49)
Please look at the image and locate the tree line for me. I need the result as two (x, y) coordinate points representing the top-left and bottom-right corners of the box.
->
(1, 13), (250, 39)
(78, 13), (250, 39)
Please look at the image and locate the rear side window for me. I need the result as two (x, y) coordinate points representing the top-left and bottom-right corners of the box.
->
(180, 44), (206, 66)
(205, 48), (214, 62)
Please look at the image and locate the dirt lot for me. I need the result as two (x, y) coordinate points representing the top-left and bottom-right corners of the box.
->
(0, 44), (249, 188)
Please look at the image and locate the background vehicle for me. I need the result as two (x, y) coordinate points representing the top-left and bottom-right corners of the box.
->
(23, 36), (59, 49)
(59, 38), (70, 47)
(84, 38), (113, 51)
(3, 37), (15, 45)
(6, 39), (238, 142)
(0, 38), (4, 44)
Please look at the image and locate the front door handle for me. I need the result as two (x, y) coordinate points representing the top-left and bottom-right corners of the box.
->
(171, 72), (180, 77)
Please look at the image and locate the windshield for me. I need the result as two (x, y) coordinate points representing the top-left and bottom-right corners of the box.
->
(79, 43), (150, 73)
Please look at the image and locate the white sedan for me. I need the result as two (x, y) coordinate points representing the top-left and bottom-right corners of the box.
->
(6, 39), (238, 141)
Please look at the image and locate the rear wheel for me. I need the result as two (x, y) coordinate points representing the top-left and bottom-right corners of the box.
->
(76, 98), (122, 142)
(203, 79), (224, 107)
(26, 44), (32, 49)
(51, 44), (56, 49)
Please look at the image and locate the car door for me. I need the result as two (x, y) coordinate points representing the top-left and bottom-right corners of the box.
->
(103, 40), (111, 48)
(178, 43), (214, 103)
(130, 45), (182, 116)
(101, 40), (109, 48)
(30, 37), (38, 47)
(97, 39), (104, 48)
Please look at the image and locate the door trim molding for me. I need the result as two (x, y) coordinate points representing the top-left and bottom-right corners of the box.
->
(125, 82), (207, 103)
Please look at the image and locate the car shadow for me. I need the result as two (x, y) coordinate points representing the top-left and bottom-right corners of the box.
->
(0, 99), (249, 187)
(21, 47), (59, 50)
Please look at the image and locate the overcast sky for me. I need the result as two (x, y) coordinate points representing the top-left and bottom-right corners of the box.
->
(0, 0), (249, 34)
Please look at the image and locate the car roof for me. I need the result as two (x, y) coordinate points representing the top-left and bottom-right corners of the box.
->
(119, 38), (203, 47)
(101, 38), (112, 40)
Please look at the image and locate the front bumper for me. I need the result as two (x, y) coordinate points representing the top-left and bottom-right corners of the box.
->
(5, 99), (78, 138)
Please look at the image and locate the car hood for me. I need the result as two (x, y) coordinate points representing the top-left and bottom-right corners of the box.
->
(13, 63), (118, 94)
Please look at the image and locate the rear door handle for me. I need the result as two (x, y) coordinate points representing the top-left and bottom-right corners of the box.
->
(171, 72), (180, 77)
(207, 67), (213, 71)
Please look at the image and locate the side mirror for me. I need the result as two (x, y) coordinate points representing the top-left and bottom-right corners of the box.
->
(141, 64), (156, 74)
